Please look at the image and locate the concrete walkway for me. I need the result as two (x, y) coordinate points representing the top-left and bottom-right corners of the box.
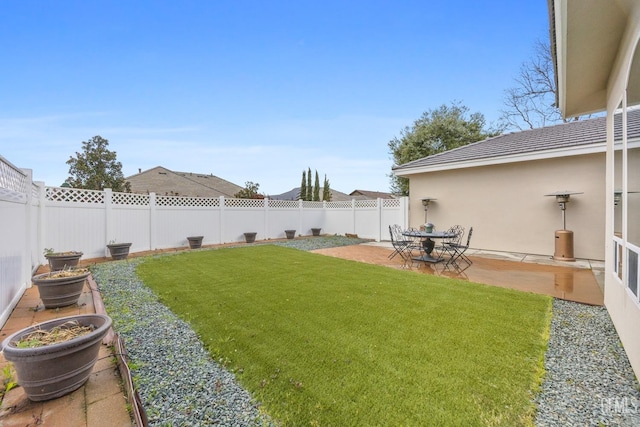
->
(0, 282), (133, 426)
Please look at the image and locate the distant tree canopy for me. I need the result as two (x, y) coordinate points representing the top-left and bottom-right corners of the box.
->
(65, 135), (131, 192)
(234, 181), (261, 198)
(388, 102), (501, 196)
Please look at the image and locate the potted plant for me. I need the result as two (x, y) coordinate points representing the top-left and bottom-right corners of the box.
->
(32, 268), (91, 309)
(107, 241), (132, 260)
(244, 232), (257, 243)
(311, 227), (322, 236)
(43, 248), (83, 272)
(187, 236), (204, 249)
(285, 230), (296, 239)
(1, 314), (112, 402)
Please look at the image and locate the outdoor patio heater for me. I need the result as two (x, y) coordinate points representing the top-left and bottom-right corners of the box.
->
(544, 191), (582, 261)
(421, 197), (436, 224)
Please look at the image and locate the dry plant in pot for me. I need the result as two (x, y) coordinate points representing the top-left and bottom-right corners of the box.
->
(32, 268), (91, 309)
(1, 314), (112, 401)
(43, 248), (83, 272)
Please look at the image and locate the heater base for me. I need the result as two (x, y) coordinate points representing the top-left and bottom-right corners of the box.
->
(553, 230), (575, 261)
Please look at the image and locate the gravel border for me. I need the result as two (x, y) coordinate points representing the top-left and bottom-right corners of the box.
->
(535, 299), (640, 426)
(91, 238), (640, 425)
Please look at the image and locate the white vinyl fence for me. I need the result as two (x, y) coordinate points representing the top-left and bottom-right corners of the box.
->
(0, 155), (408, 327)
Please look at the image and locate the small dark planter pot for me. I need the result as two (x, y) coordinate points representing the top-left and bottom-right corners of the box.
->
(45, 252), (83, 272)
(244, 232), (257, 243)
(285, 230), (296, 239)
(1, 314), (112, 402)
(32, 270), (91, 309)
(311, 228), (322, 236)
(187, 236), (204, 249)
(107, 243), (132, 260)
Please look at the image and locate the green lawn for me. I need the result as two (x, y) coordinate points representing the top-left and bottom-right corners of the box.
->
(136, 245), (551, 426)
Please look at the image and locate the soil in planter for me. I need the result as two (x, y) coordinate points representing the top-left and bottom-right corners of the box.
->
(15, 320), (93, 348)
(43, 268), (89, 279)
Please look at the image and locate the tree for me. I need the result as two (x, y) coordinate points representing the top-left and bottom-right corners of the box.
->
(65, 135), (131, 192)
(322, 175), (332, 201)
(234, 181), (261, 198)
(388, 102), (500, 196)
(306, 167), (312, 201)
(499, 38), (590, 130)
(313, 170), (320, 201)
(300, 170), (307, 200)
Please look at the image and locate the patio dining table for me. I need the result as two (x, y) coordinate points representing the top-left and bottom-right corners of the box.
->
(402, 230), (456, 263)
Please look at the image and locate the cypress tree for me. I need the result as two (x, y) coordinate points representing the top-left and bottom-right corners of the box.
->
(323, 175), (331, 201)
(313, 170), (320, 201)
(307, 167), (312, 201)
(300, 170), (307, 201)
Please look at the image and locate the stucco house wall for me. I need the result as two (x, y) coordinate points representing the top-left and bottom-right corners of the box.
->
(407, 152), (605, 260)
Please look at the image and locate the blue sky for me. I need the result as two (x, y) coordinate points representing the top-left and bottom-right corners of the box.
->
(1, 1), (550, 195)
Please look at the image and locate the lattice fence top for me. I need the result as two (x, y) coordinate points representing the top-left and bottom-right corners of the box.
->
(383, 198), (401, 208)
(325, 201), (352, 209)
(300, 201), (324, 209)
(0, 187), (26, 203)
(0, 156), (28, 194)
(355, 199), (378, 208)
(46, 187), (104, 204)
(224, 198), (265, 208)
(112, 192), (150, 206)
(31, 183), (40, 199)
(157, 195), (220, 207)
(268, 199), (299, 209)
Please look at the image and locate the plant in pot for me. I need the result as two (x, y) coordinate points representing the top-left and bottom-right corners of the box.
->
(1, 314), (112, 401)
(107, 241), (132, 260)
(284, 230), (296, 239)
(32, 268), (91, 309)
(243, 232), (257, 243)
(187, 236), (204, 249)
(43, 248), (83, 272)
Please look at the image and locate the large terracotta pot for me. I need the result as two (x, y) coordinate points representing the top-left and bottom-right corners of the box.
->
(32, 269), (91, 309)
(1, 314), (112, 401)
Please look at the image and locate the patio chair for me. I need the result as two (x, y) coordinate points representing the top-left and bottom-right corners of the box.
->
(435, 225), (464, 262)
(448, 227), (473, 266)
(388, 225), (412, 264)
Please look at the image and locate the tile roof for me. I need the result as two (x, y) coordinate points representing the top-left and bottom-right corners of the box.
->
(269, 187), (357, 201)
(393, 108), (640, 172)
(126, 166), (243, 197)
(349, 190), (395, 199)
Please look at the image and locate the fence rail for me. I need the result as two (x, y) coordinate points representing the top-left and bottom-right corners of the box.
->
(0, 156), (407, 327)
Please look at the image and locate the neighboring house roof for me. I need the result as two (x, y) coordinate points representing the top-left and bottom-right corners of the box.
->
(393, 108), (640, 175)
(126, 166), (243, 197)
(349, 190), (395, 199)
(269, 187), (355, 201)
